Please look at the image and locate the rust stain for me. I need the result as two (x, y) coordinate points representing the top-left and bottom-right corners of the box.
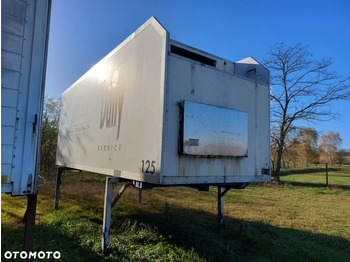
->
(182, 167), (186, 176)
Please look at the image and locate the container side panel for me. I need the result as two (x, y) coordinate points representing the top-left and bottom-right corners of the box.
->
(1, 165), (12, 178)
(1, 127), (16, 144)
(255, 80), (271, 176)
(1, 13), (25, 36)
(1, 88), (19, 107)
(2, 31), (23, 54)
(1, 107), (17, 127)
(1, 145), (13, 164)
(1, 0), (51, 195)
(163, 55), (270, 184)
(1, 69), (20, 89)
(2, 0), (27, 19)
(57, 18), (167, 184)
(1, 51), (22, 71)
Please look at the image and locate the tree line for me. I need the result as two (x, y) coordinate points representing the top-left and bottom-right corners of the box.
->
(271, 128), (348, 171)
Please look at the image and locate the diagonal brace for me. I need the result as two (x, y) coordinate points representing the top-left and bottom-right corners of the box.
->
(111, 182), (133, 208)
(218, 187), (230, 198)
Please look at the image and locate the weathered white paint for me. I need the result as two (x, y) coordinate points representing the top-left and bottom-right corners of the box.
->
(56, 17), (270, 185)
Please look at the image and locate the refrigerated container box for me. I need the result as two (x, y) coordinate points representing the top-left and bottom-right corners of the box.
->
(56, 17), (270, 186)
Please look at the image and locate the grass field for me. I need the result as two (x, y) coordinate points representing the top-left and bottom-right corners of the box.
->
(280, 165), (350, 188)
(2, 168), (350, 261)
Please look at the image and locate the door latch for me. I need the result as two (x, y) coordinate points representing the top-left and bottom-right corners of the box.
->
(33, 114), (37, 133)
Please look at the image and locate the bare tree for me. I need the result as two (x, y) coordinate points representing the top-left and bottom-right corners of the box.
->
(265, 42), (350, 182)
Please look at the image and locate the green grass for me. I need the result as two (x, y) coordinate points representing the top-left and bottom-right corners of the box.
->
(280, 165), (350, 188)
(2, 171), (350, 261)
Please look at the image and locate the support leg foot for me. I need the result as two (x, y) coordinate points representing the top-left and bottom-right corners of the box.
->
(102, 177), (119, 254)
(54, 167), (65, 210)
(23, 194), (37, 258)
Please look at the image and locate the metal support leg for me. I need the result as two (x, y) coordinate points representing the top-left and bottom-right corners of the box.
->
(133, 181), (148, 204)
(23, 194), (37, 260)
(217, 187), (230, 229)
(218, 187), (224, 228)
(54, 167), (65, 210)
(102, 177), (118, 253)
(102, 178), (132, 253)
(139, 188), (145, 204)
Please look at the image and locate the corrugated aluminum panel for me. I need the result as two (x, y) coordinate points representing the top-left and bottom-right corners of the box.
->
(1, 0), (51, 195)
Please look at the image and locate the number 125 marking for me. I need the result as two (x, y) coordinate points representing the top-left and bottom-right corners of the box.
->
(141, 160), (155, 174)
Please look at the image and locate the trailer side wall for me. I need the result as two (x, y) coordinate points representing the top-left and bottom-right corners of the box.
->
(161, 54), (270, 185)
(56, 18), (168, 184)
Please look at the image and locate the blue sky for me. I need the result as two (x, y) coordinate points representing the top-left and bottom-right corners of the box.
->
(45, 0), (350, 149)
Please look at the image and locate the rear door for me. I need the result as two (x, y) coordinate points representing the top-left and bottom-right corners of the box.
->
(1, 0), (51, 195)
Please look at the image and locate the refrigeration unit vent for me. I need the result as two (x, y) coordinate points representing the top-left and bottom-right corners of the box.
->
(170, 45), (216, 67)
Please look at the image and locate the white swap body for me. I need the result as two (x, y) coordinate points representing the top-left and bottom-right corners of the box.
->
(56, 17), (271, 187)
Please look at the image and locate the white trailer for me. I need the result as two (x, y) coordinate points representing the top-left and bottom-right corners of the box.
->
(55, 17), (270, 252)
(56, 17), (270, 185)
(1, 0), (51, 251)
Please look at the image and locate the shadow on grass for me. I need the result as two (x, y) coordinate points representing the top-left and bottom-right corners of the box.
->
(285, 181), (350, 190)
(3, 172), (350, 262)
(1, 224), (108, 262)
(280, 167), (348, 176)
(2, 204), (350, 262)
(114, 204), (350, 262)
